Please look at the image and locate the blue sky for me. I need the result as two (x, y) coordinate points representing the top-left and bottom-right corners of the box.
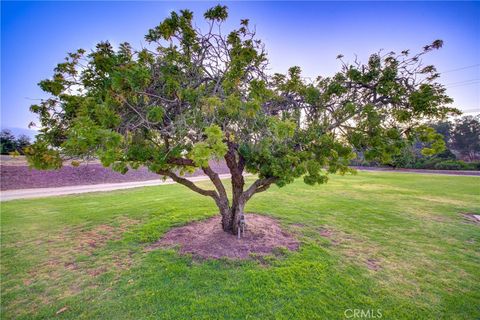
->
(1, 1), (479, 135)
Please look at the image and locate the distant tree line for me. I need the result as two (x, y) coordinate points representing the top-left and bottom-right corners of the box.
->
(0, 130), (31, 155)
(353, 115), (480, 170)
(443, 115), (480, 161)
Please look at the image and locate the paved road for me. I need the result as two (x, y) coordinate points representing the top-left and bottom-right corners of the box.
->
(0, 174), (231, 202)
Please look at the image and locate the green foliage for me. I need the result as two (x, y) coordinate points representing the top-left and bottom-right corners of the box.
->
(189, 125), (227, 167)
(62, 117), (103, 156)
(433, 160), (479, 170)
(449, 115), (480, 160)
(268, 118), (296, 139)
(24, 141), (62, 170)
(111, 64), (151, 92)
(409, 84), (452, 117)
(146, 106), (165, 123)
(303, 160), (328, 185)
(204, 5), (228, 21)
(201, 96), (222, 115)
(415, 125), (446, 156)
(356, 150), (478, 171)
(363, 116), (480, 170)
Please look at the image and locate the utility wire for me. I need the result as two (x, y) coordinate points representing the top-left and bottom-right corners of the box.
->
(447, 81), (480, 89)
(440, 64), (480, 74)
(445, 78), (480, 86)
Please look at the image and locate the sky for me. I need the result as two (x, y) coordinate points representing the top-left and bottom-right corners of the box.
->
(1, 1), (479, 137)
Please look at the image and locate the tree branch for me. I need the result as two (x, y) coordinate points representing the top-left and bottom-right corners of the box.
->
(242, 176), (277, 201)
(165, 158), (228, 204)
(167, 157), (196, 166)
(202, 165), (229, 205)
(157, 169), (219, 199)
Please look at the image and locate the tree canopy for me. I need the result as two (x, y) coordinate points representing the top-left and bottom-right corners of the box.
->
(449, 115), (480, 161)
(26, 5), (459, 234)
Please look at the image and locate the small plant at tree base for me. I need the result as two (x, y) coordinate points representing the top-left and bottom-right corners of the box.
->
(27, 5), (459, 235)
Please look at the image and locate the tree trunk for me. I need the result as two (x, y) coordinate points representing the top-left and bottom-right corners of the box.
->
(219, 164), (245, 235)
(158, 156), (274, 236)
(220, 145), (247, 235)
(220, 201), (245, 235)
(219, 202), (233, 233)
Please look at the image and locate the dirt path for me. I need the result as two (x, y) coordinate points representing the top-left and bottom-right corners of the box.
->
(0, 174), (231, 202)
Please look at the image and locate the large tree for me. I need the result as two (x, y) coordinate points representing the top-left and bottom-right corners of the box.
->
(0, 130), (17, 155)
(0, 130), (31, 155)
(27, 6), (458, 234)
(449, 115), (480, 161)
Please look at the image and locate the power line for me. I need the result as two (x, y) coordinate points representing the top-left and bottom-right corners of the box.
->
(445, 78), (480, 86)
(447, 81), (480, 89)
(440, 64), (480, 74)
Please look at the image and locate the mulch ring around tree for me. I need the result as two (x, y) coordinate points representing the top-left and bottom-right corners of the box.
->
(147, 214), (299, 260)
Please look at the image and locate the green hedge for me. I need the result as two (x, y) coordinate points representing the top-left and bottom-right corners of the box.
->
(433, 160), (480, 170)
(409, 159), (479, 170)
(351, 158), (480, 171)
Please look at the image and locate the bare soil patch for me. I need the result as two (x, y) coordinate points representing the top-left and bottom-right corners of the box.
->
(318, 227), (334, 238)
(1, 160), (229, 190)
(314, 226), (383, 271)
(366, 258), (381, 271)
(461, 213), (480, 224)
(317, 226), (351, 245)
(24, 218), (138, 286)
(148, 214), (299, 259)
(11, 218), (140, 313)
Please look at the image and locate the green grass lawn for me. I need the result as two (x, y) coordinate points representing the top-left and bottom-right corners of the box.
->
(1, 172), (479, 319)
